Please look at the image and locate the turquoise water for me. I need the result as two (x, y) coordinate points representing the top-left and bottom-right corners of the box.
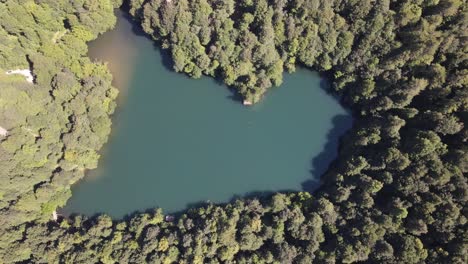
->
(62, 11), (352, 218)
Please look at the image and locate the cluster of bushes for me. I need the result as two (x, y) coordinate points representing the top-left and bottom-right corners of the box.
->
(0, 0), (466, 263)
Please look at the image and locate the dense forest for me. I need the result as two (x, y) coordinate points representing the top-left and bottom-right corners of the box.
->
(0, 0), (466, 263)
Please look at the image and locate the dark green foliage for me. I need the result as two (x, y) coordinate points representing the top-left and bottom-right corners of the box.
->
(0, 0), (466, 263)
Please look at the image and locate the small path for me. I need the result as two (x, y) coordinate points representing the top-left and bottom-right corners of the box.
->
(0, 126), (7, 137)
(5, 69), (34, 83)
(52, 30), (67, 44)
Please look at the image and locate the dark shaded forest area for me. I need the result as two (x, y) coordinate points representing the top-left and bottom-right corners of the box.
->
(0, 0), (466, 263)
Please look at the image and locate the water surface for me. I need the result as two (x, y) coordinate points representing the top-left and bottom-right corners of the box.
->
(63, 11), (352, 218)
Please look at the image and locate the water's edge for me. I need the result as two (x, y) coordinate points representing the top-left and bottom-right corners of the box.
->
(61, 10), (352, 219)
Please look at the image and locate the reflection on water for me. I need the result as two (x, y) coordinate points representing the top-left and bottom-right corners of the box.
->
(63, 10), (352, 219)
(87, 12), (138, 101)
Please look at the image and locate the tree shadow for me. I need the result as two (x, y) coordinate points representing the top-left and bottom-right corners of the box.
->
(63, 110), (352, 219)
(225, 87), (244, 103)
(62, 189), (302, 225)
(117, 9), (175, 72)
(296, 70), (353, 192)
(117, 8), (246, 104)
(178, 189), (297, 215)
(301, 114), (353, 192)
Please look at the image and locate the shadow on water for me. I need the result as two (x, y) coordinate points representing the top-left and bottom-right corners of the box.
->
(176, 189), (297, 217)
(225, 87), (244, 103)
(73, 118), (352, 220)
(67, 189), (315, 222)
(162, 112), (352, 217)
(118, 8), (246, 103)
(68, 189), (285, 220)
(119, 10), (175, 71)
(299, 71), (353, 192)
(301, 114), (353, 192)
(309, 73), (352, 193)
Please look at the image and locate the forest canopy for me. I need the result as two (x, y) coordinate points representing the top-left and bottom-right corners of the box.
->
(0, 0), (467, 263)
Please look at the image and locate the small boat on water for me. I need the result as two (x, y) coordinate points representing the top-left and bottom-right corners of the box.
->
(243, 100), (253, 106)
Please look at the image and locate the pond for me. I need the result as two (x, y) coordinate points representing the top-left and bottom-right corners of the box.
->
(62, 11), (352, 218)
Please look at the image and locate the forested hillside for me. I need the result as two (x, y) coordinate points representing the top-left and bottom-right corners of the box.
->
(0, 0), (121, 259)
(0, 0), (466, 263)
